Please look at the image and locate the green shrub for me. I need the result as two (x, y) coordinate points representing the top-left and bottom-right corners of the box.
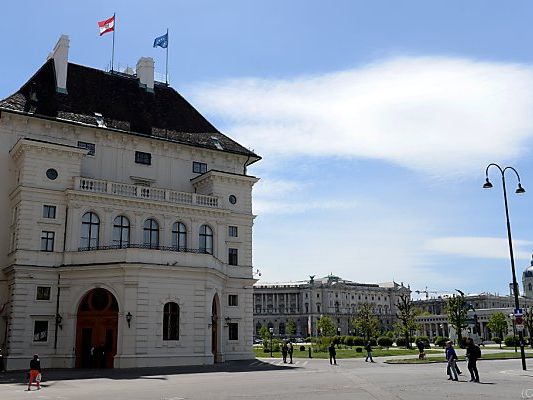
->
(344, 336), (355, 347)
(395, 337), (407, 347)
(504, 335), (520, 347)
(434, 336), (449, 348)
(369, 338), (377, 346)
(353, 337), (366, 346)
(415, 336), (430, 348)
(492, 336), (502, 344)
(355, 347), (363, 353)
(299, 345), (306, 351)
(377, 336), (393, 347)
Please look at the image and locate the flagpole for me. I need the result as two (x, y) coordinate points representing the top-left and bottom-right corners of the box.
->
(111, 13), (116, 72)
(165, 28), (169, 85)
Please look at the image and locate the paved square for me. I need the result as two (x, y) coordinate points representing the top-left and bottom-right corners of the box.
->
(1, 358), (532, 399)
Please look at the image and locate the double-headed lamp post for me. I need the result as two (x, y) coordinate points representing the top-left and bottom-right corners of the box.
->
(484, 163), (527, 370)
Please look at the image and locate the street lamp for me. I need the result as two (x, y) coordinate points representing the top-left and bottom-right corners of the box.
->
(484, 163), (527, 370)
(269, 327), (274, 357)
(509, 313), (518, 353)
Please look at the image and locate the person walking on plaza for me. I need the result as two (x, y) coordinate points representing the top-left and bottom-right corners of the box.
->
(445, 341), (459, 381)
(466, 338), (480, 382)
(287, 341), (294, 364)
(27, 354), (41, 391)
(328, 342), (337, 365)
(365, 341), (374, 363)
(281, 341), (288, 363)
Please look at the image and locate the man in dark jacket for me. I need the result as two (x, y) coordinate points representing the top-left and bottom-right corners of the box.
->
(466, 338), (480, 382)
(365, 341), (374, 363)
(328, 342), (337, 365)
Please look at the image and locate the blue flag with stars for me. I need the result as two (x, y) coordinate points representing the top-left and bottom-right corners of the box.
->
(153, 32), (168, 48)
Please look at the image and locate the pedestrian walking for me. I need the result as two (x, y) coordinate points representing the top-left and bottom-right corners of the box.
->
(287, 341), (293, 364)
(365, 341), (374, 363)
(27, 354), (41, 391)
(445, 341), (459, 381)
(466, 338), (480, 382)
(328, 342), (337, 365)
(281, 341), (288, 363)
(416, 339), (426, 359)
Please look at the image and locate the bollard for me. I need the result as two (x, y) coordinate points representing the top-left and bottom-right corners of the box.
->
(308, 347), (312, 358)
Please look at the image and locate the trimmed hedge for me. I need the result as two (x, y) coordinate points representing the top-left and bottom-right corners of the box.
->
(504, 335), (520, 347)
(377, 336), (393, 347)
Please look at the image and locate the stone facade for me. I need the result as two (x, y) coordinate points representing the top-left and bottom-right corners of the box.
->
(0, 36), (260, 370)
(253, 275), (410, 338)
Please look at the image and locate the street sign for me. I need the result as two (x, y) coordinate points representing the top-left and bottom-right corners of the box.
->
(515, 308), (523, 316)
(516, 324), (525, 332)
(515, 315), (524, 325)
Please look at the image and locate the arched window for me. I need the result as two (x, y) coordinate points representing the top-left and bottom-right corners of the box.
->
(163, 302), (179, 340)
(112, 216), (130, 248)
(81, 212), (99, 249)
(199, 225), (213, 254)
(143, 219), (159, 248)
(172, 222), (187, 251)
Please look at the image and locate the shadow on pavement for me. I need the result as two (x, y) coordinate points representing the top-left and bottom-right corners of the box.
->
(0, 359), (296, 385)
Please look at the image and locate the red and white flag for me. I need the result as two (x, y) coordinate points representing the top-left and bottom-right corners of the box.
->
(98, 15), (115, 36)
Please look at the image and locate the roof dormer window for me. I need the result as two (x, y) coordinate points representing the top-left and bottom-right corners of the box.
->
(211, 136), (224, 150)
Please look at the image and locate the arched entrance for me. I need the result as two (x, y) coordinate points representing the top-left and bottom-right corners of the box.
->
(211, 294), (221, 362)
(75, 288), (118, 368)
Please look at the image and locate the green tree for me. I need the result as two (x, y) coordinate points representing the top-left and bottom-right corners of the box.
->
(353, 303), (379, 341)
(286, 319), (297, 337)
(317, 316), (336, 337)
(446, 291), (468, 344)
(259, 326), (271, 351)
(395, 293), (419, 349)
(487, 312), (508, 349)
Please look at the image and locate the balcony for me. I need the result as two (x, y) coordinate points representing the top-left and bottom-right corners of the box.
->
(75, 177), (219, 208)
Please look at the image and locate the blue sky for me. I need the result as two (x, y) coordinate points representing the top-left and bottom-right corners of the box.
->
(3, 1), (533, 296)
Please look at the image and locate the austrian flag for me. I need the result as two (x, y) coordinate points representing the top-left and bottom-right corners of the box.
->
(98, 15), (115, 36)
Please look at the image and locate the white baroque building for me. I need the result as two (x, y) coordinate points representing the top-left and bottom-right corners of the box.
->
(253, 275), (411, 337)
(0, 36), (261, 370)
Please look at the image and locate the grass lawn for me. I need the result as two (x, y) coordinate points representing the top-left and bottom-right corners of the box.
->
(385, 352), (533, 364)
(253, 346), (441, 359)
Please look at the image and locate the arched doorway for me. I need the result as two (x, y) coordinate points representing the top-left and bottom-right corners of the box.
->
(211, 294), (221, 362)
(75, 288), (118, 368)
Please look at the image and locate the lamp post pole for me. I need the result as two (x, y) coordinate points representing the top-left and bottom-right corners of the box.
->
(484, 163), (526, 370)
(509, 313), (518, 353)
(269, 327), (274, 358)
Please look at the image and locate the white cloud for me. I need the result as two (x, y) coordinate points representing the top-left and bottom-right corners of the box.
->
(252, 178), (357, 214)
(426, 236), (533, 260)
(190, 56), (533, 176)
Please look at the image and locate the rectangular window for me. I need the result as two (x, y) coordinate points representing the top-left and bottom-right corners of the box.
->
(36, 286), (51, 301)
(78, 141), (96, 156)
(229, 294), (238, 306)
(40, 231), (55, 252)
(135, 151), (152, 165)
(228, 226), (238, 237)
(228, 323), (238, 340)
(42, 205), (56, 219)
(228, 248), (238, 266)
(192, 161), (208, 174)
(33, 320), (48, 342)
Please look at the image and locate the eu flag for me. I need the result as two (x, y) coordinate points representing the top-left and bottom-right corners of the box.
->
(153, 32), (168, 49)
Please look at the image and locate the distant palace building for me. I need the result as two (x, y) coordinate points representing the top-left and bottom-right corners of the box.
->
(414, 259), (533, 341)
(0, 36), (260, 370)
(253, 275), (410, 337)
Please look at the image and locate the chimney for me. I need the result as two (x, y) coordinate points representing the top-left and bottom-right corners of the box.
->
(47, 35), (69, 93)
(136, 57), (154, 91)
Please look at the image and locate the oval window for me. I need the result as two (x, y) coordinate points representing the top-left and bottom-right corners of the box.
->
(46, 168), (58, 180)
(229, 195), (237, 204)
